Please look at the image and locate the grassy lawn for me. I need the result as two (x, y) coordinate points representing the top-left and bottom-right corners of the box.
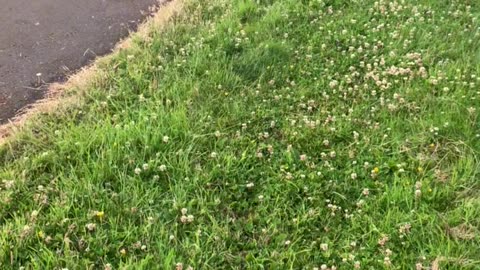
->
(1, 0), (479, 269)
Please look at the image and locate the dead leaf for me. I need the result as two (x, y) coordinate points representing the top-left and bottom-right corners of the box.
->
(431, 257), (446, 270)
(448, 224), (477, 240)
(431, 257), (440, 270)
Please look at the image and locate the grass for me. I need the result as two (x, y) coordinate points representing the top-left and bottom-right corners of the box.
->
(1, 0), (479, 269)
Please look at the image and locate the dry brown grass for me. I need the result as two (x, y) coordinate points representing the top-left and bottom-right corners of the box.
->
(0, 0), (183, 146)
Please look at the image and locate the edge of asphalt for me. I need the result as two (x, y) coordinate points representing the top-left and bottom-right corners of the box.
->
(0, 0), (183, 146)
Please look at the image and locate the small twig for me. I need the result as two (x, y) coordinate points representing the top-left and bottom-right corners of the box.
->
(83, 48), (97, 57)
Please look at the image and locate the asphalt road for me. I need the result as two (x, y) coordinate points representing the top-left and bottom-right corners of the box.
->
(0, 0), (158, 123)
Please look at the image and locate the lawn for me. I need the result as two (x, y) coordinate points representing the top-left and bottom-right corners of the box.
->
(0, 0), (479, 269)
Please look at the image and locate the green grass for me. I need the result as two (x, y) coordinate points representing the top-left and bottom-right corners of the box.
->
(1, 0), (479, 269)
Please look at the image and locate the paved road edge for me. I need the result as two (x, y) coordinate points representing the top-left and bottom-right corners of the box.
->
(0, 0), (183, 145)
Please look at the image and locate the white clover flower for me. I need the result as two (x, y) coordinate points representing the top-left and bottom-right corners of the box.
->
(356, 200), (365, 208)
(180, 215), (188, 224)
(31, 210), (39, 219)
(353, 131), (360, 140)
(329, 80), (339, 88)
(3, 180), (14, 189)
(86, 223), (96, 232)
(384, 257), (391, 266)
(415, 181), (422, 189)
(467, 107), (476, 115)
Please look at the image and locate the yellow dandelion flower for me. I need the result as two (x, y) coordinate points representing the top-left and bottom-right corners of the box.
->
(37, 230), (45, 239)
(96, 211), (105, 220)
(373, 167), (380, 174)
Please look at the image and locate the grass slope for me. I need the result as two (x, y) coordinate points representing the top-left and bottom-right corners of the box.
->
(1, 0), (479, 269)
